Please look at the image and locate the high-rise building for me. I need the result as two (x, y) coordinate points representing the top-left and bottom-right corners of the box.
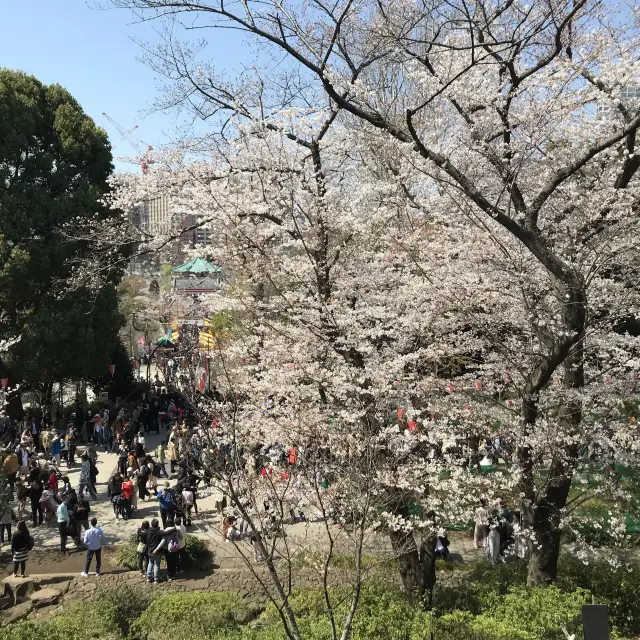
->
(596, 85), (640, 118)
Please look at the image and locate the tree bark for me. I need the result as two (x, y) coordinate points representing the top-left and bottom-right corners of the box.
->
(524, 282), (585, 585)
(389, 529), (437, 608)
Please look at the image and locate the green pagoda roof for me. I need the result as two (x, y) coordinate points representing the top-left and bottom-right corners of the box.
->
(172, 257), (221, 274)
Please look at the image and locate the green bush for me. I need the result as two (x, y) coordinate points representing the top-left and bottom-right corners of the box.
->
(115, 534), (213, 572)
(433, 560), (528, 616)
(130, 591), (251, 640)
(5, 588), (151, 640)
(558, 554), (640, 635)
(252, 584), (431, 640)
(435, 586), (589, 640)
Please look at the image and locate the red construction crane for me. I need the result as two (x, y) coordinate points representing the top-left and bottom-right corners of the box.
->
(102, 112), (154, 174)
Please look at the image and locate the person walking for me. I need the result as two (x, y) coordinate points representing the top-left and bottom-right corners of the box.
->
(11, 520), (33, 577)
(0, 505), (13, 546)
(29, 474), (44, 527)
(67, 428), (77, 467)
(78, 454), (98, 500)
(50, 436), (62, 468)
(57, 497), (71, 555)
(145, 518), (163, 584)
(75, 493), (91, 534)
(81, 517), (104, 577)
(155, 441), (168, 477)
(120, 475), (134, 520)
(167, 440), (177, 474)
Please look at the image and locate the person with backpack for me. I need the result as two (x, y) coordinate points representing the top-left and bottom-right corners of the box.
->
(108, 471), (123, 519)
(157, 483), (175, 528)
(11, 520), (33, 577)
(154, 518), (180, 582)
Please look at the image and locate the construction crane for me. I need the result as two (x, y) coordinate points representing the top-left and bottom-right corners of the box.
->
(102, 112), (154, 174)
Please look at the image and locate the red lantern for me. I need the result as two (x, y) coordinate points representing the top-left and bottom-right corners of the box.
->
(475, 380), (482, 390)
(448, 383), (454, 393)
(408, 421), (417, 432)
(109, 365), (115, 376)
(1, 378), (8, 389)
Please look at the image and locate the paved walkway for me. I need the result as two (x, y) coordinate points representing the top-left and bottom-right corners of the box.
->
(2, 430), (483, 572)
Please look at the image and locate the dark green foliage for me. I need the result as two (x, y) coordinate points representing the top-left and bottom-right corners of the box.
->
(557, 554), (640, 635)
(89, 340), (138, 401)
(0, 68), (123, 394)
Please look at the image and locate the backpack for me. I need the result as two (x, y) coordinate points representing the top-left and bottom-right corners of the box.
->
(168, 536), (179, 553)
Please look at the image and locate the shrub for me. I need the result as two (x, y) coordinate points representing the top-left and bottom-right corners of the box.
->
(4, 601), (124, 640)
(115, 533), (213, 572)
(558, 554), (640, 635)
(252, 584), (431, 640)
(435, 586), (589, 640)
(130, 591), (251, 640)
(433, 560), (527, 616)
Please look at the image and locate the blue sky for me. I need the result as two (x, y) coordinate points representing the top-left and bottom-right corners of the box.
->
(0, 0), (250, 172)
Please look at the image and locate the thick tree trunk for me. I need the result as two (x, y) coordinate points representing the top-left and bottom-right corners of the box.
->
(389, 529), (437, 608)
(524, 282), (585, 586)
(525, 472), (572, 585)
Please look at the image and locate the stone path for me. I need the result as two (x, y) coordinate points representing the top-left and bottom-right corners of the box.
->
(2, 428), (483, 576)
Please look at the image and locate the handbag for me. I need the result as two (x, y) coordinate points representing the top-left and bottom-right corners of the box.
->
(136, 542), (146, 553)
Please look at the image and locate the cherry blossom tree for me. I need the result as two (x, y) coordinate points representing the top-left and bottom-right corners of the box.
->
(103, 0), (640, 590)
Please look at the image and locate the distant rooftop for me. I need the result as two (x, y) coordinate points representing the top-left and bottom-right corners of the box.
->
(172, 257), (222, 274)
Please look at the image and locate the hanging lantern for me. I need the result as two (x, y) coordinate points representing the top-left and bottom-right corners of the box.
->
(160, 357), (165, 368)
(475, 380), (482, 390)
(132, 360), (137, 370)
(109, 365), (115, 377)
(448, 383), (454, 393)
(183, 357), (188, 370)
(199, 378), (205, 391)
(1, 378), (8, 389)
(408, 421), (417, 432)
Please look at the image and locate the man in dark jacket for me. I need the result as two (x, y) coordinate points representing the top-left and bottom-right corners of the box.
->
(145, 518), (164, 583)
